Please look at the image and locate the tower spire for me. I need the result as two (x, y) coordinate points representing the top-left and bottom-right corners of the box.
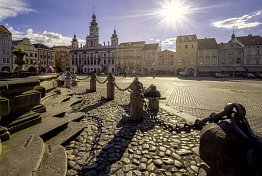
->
(231, 29), (236, 39)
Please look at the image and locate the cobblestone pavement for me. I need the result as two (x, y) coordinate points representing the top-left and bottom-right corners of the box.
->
(65, 79), (201, 176)
(64, 76), (262, 175)
(110, 76), (262, 135)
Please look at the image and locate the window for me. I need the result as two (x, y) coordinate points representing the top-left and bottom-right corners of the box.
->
(170, 61), (174, 65)
(221, 58), (225, 64)
(192, 44), (194, 48)
(185, 45), (188, 49)
(211, 57), (217, 65)
(35, 53), (37, 57)
(237, 58), (241, 64)
(112, 60), (114, 64)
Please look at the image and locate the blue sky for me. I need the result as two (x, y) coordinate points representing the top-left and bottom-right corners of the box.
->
(0, 0), (262, 50)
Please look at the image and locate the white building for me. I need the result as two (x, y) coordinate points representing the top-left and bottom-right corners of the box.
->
(71, 12), (118, 74)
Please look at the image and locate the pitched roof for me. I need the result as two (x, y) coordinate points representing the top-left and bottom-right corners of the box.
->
(236, 35), (262, 46)
(0, 25), (12, 35)
(142, 43), (159, 50)
(217, 43), (227, 49)
(119, 41), (145, 47)
(198, 38), (218, 49)
(33, 43), (52, 50)
(176, 35), (197, 42)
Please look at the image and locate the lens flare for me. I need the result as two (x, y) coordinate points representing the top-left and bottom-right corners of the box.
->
(156, 0), (193, 30)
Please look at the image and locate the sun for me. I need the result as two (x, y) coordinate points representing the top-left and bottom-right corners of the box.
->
(156, 0), (192, 29)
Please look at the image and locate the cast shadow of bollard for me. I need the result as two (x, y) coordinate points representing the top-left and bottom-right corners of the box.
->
(79, 104), (158, 175)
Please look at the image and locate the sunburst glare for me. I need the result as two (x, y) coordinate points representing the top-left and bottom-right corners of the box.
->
(155, 0), (194, 30)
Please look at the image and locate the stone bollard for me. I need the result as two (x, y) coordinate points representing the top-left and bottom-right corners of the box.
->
(130, 77), (144, 122)
(65, 71), (72, 88)
(144, 84), (161, 112)
(90, 73), (97, 92)
(107, 73), (115, 100)
(72, 72), (78, 87)
(200, 122), (250, 176)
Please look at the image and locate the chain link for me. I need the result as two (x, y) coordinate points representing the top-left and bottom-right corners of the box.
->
(113, 81), (132, 92)
(95, 77), (108, 84)
(78, 75), (90, 80)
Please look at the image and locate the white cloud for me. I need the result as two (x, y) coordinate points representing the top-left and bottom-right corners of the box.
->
(6, 25), (85, 46)
(0, 0), (34, 21)
(160, 37), (176, 50)
(161, 37), (176, 45)
(212, 10), (262, 29)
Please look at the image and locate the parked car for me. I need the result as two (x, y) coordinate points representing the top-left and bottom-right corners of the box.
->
(179, 71), (189, 77)
(215, 73), (229, 78)
(243, 73), (256, 79)
(257, 72), (262, 79)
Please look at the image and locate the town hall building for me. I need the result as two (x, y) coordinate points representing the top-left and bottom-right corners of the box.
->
(71, 11), (118, 74)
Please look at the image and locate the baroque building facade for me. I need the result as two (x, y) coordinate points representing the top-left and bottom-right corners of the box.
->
(197, 38), (219, 76)
(71, 12), (118, 74)
(12, 38), (39, 72)
(116, 41), (145, 74)
(0, 25), (12, 72)
(33, 43), (55, 73)
(176, 35), (198, 75)
(230, 34), (262, 74)
(158, 49), (176, 74)
(142, 43), (160, 74)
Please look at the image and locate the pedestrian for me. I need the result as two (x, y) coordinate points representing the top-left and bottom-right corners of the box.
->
(61, 72), (65, 86)
(124, 71), (127, 78)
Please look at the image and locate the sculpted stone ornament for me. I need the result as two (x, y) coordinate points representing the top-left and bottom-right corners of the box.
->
(144, 84), (161, 112)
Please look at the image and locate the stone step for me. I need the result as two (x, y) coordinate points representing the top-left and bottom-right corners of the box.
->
(36, 144), (67, 176)
(46, 121), (85, 146)
(0, 134), (45, 176)
(39, 112), (85, 141)
(7, 111), (42, 134)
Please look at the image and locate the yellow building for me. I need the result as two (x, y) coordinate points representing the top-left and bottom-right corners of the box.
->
(176, 35), (198, 76)
(12, 38), (39, 72)
(157, 49), (176, 74)
(116, 41), (145, 74)
(53, 46), (71, 72)
(142, 43), (160, 74)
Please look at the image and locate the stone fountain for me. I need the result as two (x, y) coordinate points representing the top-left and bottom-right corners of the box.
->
(13, 48), (27, 72)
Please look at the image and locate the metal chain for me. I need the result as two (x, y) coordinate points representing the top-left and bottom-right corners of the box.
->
(78, 75), (90, 80)
(95, 77), (108, 84)
(113, 81), (132, 92)
(142, 99), (247, 133)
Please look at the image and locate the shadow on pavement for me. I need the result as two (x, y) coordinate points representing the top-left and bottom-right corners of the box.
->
(80, 106), (158, 175)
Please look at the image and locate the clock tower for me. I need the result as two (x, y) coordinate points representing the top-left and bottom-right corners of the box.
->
(86, 10), (99, 47)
